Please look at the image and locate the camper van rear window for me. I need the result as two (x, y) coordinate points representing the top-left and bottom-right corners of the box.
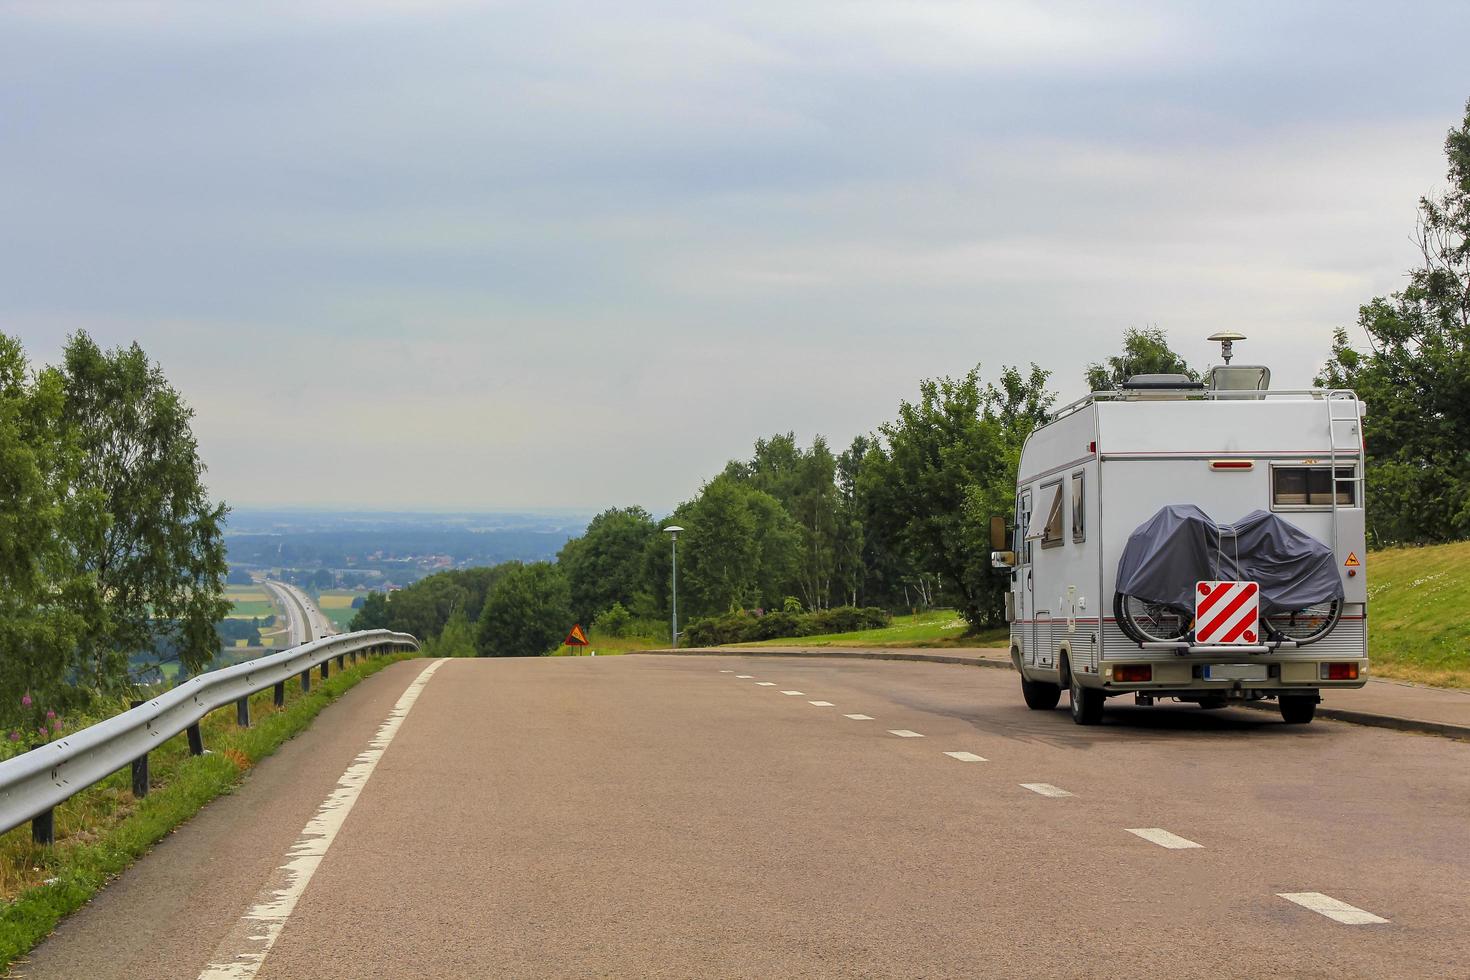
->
(1271, 465), (1356, 508)
(1040, 480), (1065, 547)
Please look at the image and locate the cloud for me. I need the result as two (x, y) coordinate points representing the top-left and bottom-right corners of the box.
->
(1, 1), (1466, 509)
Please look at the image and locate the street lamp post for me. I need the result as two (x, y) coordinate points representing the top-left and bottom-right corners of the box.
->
(664, 525), (683, 648)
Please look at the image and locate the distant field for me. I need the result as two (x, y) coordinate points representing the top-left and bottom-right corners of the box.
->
(1364, 541), (1470, 687)
(225, 600), (277, 619)
(733, 610), (1008, 650)
(317, 591), (362, 630)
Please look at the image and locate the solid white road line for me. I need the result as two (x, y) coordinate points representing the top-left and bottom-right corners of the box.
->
(1277, 893), (1389, 925)
(1126, 828), (1202, 849)
(808, 701), (834, 706)
(756, 682), (776, 686)
(781, 690), (805, 696)
(198, 659), (448, 980)
(843, 714), (874, 720)
(887, 729), (924, 738)
(943, 751), (987, 762)
(1020, 783), (1073, 798)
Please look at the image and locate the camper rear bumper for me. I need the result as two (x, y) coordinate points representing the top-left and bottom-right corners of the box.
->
(1091, 657), (1368, 691)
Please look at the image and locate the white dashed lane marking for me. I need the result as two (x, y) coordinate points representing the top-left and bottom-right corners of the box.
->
(1126, 828), (1202, 849)
(718, 669), (733, 673)
(888, 730), (924, 738)
(756, 682), (776, 686)
(1277, 893), (1389, 925)
(1020, 783), (1073, 797)
(943, 751), (987, 762)
(735, 675), (753, 679)
(781, 691), (806, 696)
(808, 701), (834, 706)
(843, 714), (874, 720)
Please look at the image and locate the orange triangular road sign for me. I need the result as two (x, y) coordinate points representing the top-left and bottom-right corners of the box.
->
(564, 624), (589, 646)
(1344, 552), (1360, 567)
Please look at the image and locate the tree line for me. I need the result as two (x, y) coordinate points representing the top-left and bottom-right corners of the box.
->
(360, 98), (1470, 656)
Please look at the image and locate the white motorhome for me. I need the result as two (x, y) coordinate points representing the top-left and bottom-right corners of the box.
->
(992, 336), (1368, 726)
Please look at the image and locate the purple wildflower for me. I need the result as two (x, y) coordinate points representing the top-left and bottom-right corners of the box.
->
(21, 693), (32, 707)
(45, 710), (56, 720)
(52, 720), (62, 731)
(7, 732), (18, 742)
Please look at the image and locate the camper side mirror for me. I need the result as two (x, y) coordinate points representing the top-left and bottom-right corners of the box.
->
(989, 515), (1008, 551)
(990, 550), (1016, 570)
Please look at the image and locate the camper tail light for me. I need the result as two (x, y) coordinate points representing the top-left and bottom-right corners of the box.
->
(1209, 459), (1254, 471)
(1111, 664), (1153, 683)
(1321, 662), (1360, 681)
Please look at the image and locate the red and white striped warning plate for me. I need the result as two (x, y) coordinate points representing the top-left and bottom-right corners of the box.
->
(1194, 581), (1260, 645)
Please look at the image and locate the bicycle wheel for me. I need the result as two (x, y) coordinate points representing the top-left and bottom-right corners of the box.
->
(1114, 592), (1192, 644)
(1264, 599), (1341, 645)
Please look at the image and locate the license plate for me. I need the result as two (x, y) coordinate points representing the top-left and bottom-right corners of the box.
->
(1203, 664), (1267, 682)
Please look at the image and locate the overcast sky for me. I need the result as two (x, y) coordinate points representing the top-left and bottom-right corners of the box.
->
(3, 1), (1467, 513)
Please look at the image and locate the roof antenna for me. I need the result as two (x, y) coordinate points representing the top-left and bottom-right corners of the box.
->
(1208, 330), (1246, 365)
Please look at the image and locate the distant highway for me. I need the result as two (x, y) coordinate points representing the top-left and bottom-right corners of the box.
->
(260, 579), (337, 646)
(15, 655), (1470, 978)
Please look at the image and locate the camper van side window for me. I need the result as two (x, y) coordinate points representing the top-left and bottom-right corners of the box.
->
(1071, 472), (1085, 543)
(1272, 465), (1357, 508)
(1040, 480), (1064, 548)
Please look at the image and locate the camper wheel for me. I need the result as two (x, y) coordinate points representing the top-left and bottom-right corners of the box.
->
(1021, 676), (1061, 710)
(1067, 662), (1104, 725)
(1279, 695), (1317, 725)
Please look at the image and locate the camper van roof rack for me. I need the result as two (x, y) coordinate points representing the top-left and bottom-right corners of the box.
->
(1120, 374), (1206, 391)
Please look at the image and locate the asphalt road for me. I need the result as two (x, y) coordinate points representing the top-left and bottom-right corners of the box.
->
(260, 580), (336, 645)
(14, 656), (1470, 979)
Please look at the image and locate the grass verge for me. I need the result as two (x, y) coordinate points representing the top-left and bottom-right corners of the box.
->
(0, 651), (418, 970)
(728, 610), (1008, 650)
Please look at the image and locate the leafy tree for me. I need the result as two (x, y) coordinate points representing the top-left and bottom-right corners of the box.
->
(725, 434), (841, 611)
(0, 335), (99, 726)
(476, 562), (572, 657)
(349, 590), (391, 631)
(1319, 99), (1470, 544)
(1085, 327), (1197, 391)
(674, 476), (801, 616)
(558, 506), (658, 625)
(60, 333), (229, 689)
(423, 605), (476, 658)
(862, 364), (1054, 629)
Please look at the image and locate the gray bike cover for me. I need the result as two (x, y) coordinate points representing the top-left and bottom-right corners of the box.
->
(1114, 504), (1344, 615)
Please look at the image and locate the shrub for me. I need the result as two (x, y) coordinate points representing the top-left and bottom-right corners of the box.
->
(592, 602), (633, 638)
(682, 605), (895, 646)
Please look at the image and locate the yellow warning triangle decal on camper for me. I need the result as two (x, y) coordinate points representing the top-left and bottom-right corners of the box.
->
(1344, 552), (1360, 567)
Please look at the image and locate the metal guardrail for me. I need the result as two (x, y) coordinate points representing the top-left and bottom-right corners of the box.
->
(0, 629), (419, 844)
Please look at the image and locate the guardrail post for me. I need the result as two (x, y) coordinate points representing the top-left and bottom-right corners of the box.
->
(186, 723), (204, 756)
(132, 752), (150, 798)
(350, 650), (358, 665)
(274, 681), (285, 708)
(301, 669), (311, 693)
(336, 653), (345, 670)
(320, 660), (329, 680)
(236, 696), (251, 728)
(32, 809), (54, 846)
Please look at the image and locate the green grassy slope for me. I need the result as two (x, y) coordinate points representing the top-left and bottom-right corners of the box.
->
(1365, 540), (1470, 687)
(735, 610), (1009, 650)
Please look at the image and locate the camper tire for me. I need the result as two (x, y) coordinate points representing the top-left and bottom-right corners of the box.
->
(1279, 695), (1317, 725)
(1067, 665), (1104, 725)
(1021, 676), (1061, 710)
